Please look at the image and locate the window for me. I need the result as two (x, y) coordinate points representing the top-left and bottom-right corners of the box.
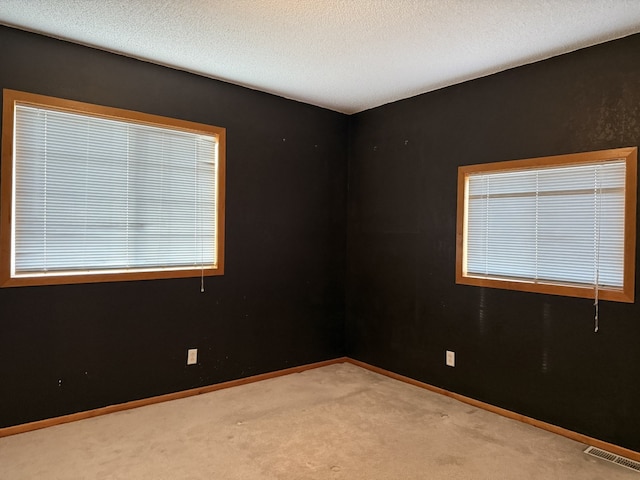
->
(456, 148), (636, 303)
(1, 89), (225, 287)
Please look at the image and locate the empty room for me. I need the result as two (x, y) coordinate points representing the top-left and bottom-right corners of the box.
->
(1, 1), (640, 478)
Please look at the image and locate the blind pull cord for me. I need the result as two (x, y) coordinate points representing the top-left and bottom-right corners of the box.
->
(197, 151), (205, 294)
(594, 171), (602, 333)
(594, 278), (599, 333)
(200, 196), (205, 293)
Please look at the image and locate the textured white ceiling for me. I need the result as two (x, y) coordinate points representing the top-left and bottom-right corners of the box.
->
(1, 1), (640, 114)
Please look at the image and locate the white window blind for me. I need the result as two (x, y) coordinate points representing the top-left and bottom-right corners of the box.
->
(12, 104), (218, 277)
(465, 161), (626, 289)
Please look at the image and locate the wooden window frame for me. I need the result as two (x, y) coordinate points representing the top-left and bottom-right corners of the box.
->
(1, 89), (226, 287)
(456, 147), (637, 303)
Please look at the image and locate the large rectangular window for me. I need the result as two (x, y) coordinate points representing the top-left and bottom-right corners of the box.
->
(1, 89), (225, 287)
(456, 148), (636, 302)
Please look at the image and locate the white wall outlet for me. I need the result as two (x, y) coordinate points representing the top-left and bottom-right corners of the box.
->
(187, 348), (198, 365)
(446, 350), (455, 367)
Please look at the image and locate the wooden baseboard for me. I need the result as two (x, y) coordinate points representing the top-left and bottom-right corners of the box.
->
(2, 354), (639, 463)
(345, 358), (640, 462)
(0, 357), (348, 438)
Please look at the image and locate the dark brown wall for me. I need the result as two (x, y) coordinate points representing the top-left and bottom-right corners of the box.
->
(346, 33), (640, 451)
(0, 26), (347, 427)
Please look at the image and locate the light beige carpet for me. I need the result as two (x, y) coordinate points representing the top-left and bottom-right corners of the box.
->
(0, 362), (636, 479)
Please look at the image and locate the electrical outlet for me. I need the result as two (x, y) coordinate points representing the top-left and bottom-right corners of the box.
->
(187, 348), (198, 365)
(446, 350), (455, 367)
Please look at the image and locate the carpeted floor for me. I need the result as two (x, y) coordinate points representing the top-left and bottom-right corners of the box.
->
(0, 362), (636, 479)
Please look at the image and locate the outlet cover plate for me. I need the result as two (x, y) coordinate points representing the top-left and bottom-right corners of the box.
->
(446, 350), (455, 367)
(187, 348), (198, 365)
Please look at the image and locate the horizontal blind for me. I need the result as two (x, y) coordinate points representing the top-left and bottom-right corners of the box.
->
(466, 161), (626, 288)
(12, 104), (217, 276)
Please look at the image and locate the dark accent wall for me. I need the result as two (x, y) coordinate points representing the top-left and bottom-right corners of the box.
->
(0, 26), (347, 427)
(346, 33), (640, 451)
